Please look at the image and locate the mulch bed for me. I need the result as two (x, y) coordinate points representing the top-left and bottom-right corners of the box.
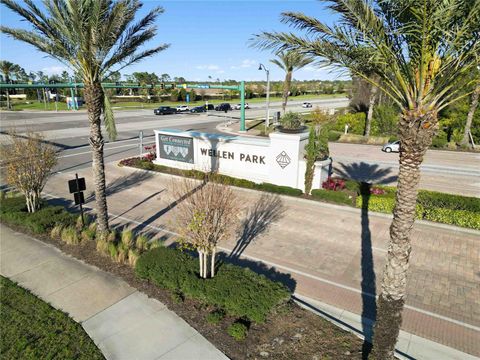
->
(6, 223), (365, 359)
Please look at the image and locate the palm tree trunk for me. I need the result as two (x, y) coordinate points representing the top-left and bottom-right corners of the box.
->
(372, 109), (437, 359)
(461, 84), (480, 146)
(365, 84), (377, 137)
(282, 71), (292, 113)
(84, 81), (109, 233)
(5, 89), (11, 110)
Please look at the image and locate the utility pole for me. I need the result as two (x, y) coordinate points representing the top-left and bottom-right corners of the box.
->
(258, 63), (270, 128)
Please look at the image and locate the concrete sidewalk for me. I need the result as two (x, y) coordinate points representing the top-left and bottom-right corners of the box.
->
(0, 225), (227, 360)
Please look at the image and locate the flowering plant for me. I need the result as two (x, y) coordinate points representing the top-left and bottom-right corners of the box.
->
(144, 144), (156, 162)
(322, 177), (346, 191)
(370, 187), (386, 195)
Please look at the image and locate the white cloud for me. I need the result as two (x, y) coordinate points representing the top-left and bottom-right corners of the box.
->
(303, 65), (322, 73)
(216, 70), (225, 74)
(230, 59), (257, 69)
(41, 66), (69, 75)
(195, 64), (220, 71)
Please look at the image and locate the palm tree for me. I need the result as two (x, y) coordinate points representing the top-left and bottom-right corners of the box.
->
(1, 0), (168, 233)
(269, 50), (313, 113)
(0, 60), (20, 109)
(461, 79), (480, 146)
(252, 1), (480, 358)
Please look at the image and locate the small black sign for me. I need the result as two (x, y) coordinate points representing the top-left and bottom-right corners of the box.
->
(74, 192), (85, 205)
(158, 134), (194, 163)
(68, 178), (86, 193)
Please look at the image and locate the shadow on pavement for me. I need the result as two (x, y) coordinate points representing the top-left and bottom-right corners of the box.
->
(229, 193), (285, 260)
(335, 162), (397, 359)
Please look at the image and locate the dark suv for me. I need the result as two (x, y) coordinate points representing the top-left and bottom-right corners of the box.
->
(215, 103), (231, 112)
(154, 106), (176, 115)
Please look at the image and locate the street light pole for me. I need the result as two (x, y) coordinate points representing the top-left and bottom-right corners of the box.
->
(258, 63), (270, 128)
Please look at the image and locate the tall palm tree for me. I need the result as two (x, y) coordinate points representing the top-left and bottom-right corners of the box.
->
(461, 80), (480, 146)
(252, 0), (480, 358)
(270, 50), (313, 113)
(1, 0), (168, 233)
(0, 60), (20, 109)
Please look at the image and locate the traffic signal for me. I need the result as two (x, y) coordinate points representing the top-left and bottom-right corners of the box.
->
(160, 83), (165, 90)
(171, 83), (176, 89)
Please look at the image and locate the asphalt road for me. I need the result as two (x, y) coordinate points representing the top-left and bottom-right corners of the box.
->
(1, 96), (478, 196)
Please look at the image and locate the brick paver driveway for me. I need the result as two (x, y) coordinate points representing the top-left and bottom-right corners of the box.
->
(44, 163), (480, 357)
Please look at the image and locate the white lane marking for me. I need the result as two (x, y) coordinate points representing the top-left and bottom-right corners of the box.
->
(40, 190), (480, 333)
(59, 142), (155, 158)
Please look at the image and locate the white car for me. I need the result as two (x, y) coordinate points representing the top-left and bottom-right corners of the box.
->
(176, 105), (189, 112)
(382, 140), (400, 153)
(233, 103), (250, 110)
(302, 102), (313, 108)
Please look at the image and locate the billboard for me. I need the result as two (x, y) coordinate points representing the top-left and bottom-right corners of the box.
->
(158, 134), (194, 163)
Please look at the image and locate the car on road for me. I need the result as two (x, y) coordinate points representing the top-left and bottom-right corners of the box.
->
(190, 106), (206, 113)
(154, 106), (176, 115)
(215, 103), (231, 112)
(233, 103), (250, 110)
(382, 140), (400, 153)
(302, 102), (313, 108)
(205, 104), (215, 110)
(176, 105), (189, 112)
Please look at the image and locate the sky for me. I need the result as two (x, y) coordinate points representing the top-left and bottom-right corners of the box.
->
(0, 0), (349, 82)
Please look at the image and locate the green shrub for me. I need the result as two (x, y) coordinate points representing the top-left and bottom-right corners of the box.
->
(61, 227), (80, 245)
(328, 130), (342, 141)
(311, 189), (354, 206)
(116, 243), (129, 263)
(371, 104), (399, 136)
(206, 309), (225, 325)
(356, 195), (396, 214)
(76, 214), (93, 229)
(257, 183), (303, 196)
(128, 249), (140, 267)
(423, 208), (480, 230)
(334, 112), (366, 135)
(417, 190), (480, 212)
(121, 229), (134, 248)
(0, 196), (27, 213)
(96, 239), (109, 255)
(25, 206), (76, 234)
(136, 247), (290, 323)
(344, 179), (360, 193)
(280, 111), (303, 130)
(81, 228), (96, 242)
(108, 243), (118, 260)
(227, 322), (248, 341)
(50, 225), (63, 239)
(135, 234), (149, 252)
(431, 131), (448, 148)
(88, 222), (97, 233)
(148, 239), (163, 250)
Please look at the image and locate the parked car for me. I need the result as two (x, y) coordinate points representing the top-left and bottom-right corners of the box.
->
(215, 103), (231, 112)
(154, 106), (176, 115)
(302, 102), (313, 108)
(233, 103), (250, 110)
(176, 105), (189, 112)
(205, 104), (215, 110)
(382, 140), (400, 153)
(190, 106), (206, 113)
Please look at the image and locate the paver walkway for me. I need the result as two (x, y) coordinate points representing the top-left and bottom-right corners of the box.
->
(43, 163), (480, 357)
(0, 225), (228, 360)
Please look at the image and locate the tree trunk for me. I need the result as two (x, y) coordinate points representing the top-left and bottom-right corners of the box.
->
(461, 83), (480, 146)
(282, 71), (292, 113)
(84, 82), (109, 233)
(372, 109), (437, 359)
(199, 250), (204, 278)
(6, 89), (10, 110)
(365, 84), (377, 137)
(211, 248), (216, 278)
(203, 252), (208, 278)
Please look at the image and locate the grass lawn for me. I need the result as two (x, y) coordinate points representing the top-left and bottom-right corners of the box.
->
(0, 276), (104, 360)
(1, 93), (347, 111)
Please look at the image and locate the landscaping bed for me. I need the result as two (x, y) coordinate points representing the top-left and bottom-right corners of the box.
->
(0, 195), (365, 359)
(0, 276), (104, 360)
(119, 156), (480, 230)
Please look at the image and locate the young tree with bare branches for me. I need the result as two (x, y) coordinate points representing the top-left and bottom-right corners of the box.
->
(173, 178), (239, 278)
(2, 132), (57, 212)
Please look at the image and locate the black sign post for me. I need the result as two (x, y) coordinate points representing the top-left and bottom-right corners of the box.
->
(68, 173), (86, 226)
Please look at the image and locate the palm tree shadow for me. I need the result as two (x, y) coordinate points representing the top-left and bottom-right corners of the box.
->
(336, 162), (397, 359)
(229, 193), (285, 260)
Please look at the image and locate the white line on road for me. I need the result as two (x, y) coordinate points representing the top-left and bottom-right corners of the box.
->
(40, 191), (480, 333)
(59, 141), (155, 158)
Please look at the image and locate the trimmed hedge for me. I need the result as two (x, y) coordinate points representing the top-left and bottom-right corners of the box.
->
(311, 189), (354, 206)
(120, 158), (303, 197)
(356, 195), (480, 229)
(135, 247), (290, 323)
(417, 190), (480, 213)
(0, 197), (76, 234)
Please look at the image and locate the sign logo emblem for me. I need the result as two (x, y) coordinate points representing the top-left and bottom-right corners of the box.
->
(276, 151), (291, 169)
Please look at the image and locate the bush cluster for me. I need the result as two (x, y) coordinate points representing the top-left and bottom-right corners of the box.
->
(311, 189), (354, 206)
(0, 196), (76, 234)
(355, 190), (480, 230)
(136, 247), (290, 323)
(120, 158), (303, 196)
